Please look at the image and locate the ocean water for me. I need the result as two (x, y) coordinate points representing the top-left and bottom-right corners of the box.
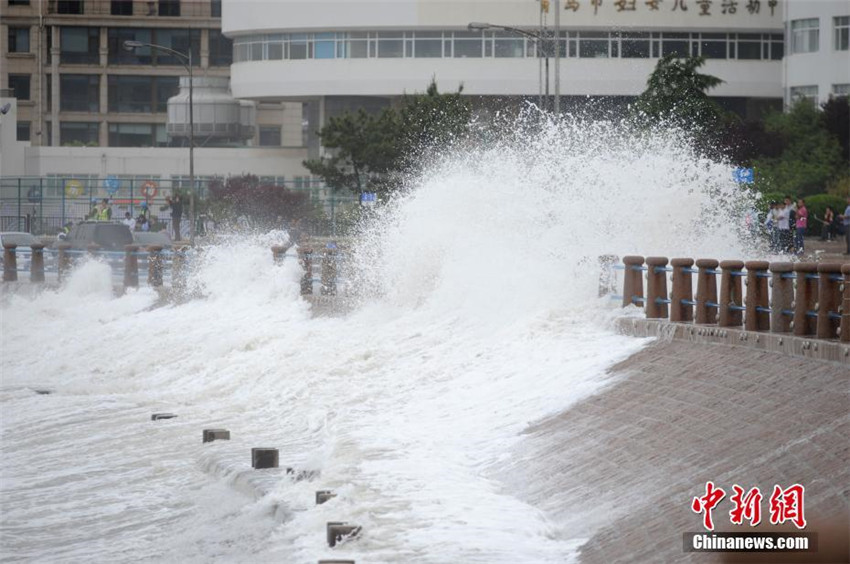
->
(0, 119), (753, 563)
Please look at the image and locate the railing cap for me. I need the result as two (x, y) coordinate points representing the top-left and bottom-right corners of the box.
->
(146, 245), (164, 252)
(670, 258), (694, 267)
(719, 260), (745, 269)
(768, 261), (794, 273)
(124, 244), (139, 252)
(743, 260), (769, 270)
(30, 243), (45, 250)
(645, 256), (668, 265)
(695, 258), (719, 268)
(816, 262), (843, 273)
(793, 262), (818, 273)
(57, 243), (72, 250)
(622, 255), (644, 264)
(843, 264), (850, 275)
(3, 243), (17, 250)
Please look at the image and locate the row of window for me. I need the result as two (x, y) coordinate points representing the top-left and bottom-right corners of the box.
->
(15, 121), (289, 148)
(6, 26), (232, 67)
(6, 0), (221, 17)
(789, 83), (850, 103)
(7, 74), (177, 114)
(233, 30), (785, 62)
(789, 16), (850, 54)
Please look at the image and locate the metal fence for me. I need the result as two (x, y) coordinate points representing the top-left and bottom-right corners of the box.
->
(0, 176), (361, 237)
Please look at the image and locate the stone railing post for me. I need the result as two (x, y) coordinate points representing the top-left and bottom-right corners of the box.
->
(271, 244), (291, 265)
(621, 255), (645, 308)
(57, 243), (72, 282)
(321, 247), (338, 296)
(3, 244), (18, 282)
(816, 263), (843, 340)
(744, 260), (770, 332)
(792, 262), (818, 336)
(298, 247), (313, 295)
(695, 259), (719, 325)
(718, 260), (744, 327)
(645, 257), (669, 319)
(30, 243), (45, 283)
(598, 254), (619, 297)
(171, 246), (188, 292)
(769, 262), (794, 333)
(87, 243), (100, 257)
(147, 245), (163, 288)
(841, 264), (850, 343)
(670, 258), (694, 322)
(124, 245), (139, 289)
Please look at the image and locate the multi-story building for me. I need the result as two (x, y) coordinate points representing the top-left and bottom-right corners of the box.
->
(0, 0), (303, 149)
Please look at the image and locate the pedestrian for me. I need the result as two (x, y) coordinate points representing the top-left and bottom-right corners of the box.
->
(819, 206), (836, 241)
(840, 196), (850, 255)
(122, 211), (136, 232)
(165, 195), (183, 240)
(794, 198), (807, 254)
(95, 198), (112, 221)
(775, 200), (791, 253)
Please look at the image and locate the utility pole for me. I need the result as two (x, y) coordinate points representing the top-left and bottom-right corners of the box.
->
(554, 0), (561, 115)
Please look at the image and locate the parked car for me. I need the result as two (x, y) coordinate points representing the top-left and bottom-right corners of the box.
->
(56, 221), (134, 252)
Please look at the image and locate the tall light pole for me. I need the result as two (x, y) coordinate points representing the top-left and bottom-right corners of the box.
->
(553, 0), (561, 115)
(123, 40), (195, 245)
(467, 22), (551, 112)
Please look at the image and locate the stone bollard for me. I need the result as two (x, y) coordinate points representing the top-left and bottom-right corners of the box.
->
(597, 254), (619, 297)
(841, 264), (850, 343)
(316, 490), (337, 505)
(321, 248), (338, 296)
(670, 258), (694, 323)
(793, 262), (819, 337)
(171, 246), (189, 292)
(147, 246), (163, 288)
(298, 247), (314, 295)
(202, 429), (230, 443)
(718, 260), (744, 327)
(251, 448), (279, 469)
(327, 522), (361, 548)
(769, 262), (794, 333)
(621, 256), (645, 308)
(816, 263), (843, 340)
(30, 243), (45, 283)
(151, 413), (177, 420)
(57, 243), (72, 282)
(744, 260), (770, 332)
(645, 257), (669, 319)
(695, 259), (719, 325)
(124, 245), (139, 289)
(271, 244), (291, 265)
(3, 244), (17, 282)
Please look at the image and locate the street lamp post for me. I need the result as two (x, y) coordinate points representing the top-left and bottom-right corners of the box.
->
(467, 22), (551, 112)
(123, 40), (195, 245)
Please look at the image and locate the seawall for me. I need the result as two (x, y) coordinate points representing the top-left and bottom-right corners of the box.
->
(497, 330), (849, 563)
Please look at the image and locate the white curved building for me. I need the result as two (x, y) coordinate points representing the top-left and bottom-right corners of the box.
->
(224, 0), (786, 115)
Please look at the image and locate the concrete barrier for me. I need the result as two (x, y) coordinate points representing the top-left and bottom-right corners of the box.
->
(669, 258), (694, 323)
(645, 257), (669, 319)
(151, 413), (177, 421)
(718, 260), (744, 327)
(621, 256), (645, 308)
(744, 260), (769, 332)
(57, 243), (72, 282)
(251, 448), (279, 469)
(694, 258), (718, 324)
(30, 244), (45, 283)
(202, 429), (230, 443)
(817, 262), (842, 340)
(124, 245), (139, 289)
(793, 262), (818, 336)
(326, 523), (361, 548)
(316, 490), (337, 505)
(3, 244), (17, 282)
(147, 246), (163, 288)
(769, 262), (794, 333)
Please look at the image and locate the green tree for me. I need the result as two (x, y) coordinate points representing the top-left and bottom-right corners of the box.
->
(632, 54), (725, 133)
(752, 100), (844, 197)
(304, 79), (471, 197)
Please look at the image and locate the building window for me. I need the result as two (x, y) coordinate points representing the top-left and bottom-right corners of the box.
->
(211, 0), (221, 17)
(835, 16), (850, 51)
(108, 28), (199, 65)
(60, 27), (99, 64)
(111, 0), (133, 15)
(8, 74), (31, 100)
(620, 32), (651, 58)
(698, 33), (728, 58)
(8, 0), (31, 5)
(56, 0), (84, 14)
(108, 123), (167, 147)
(60, 122), (99, 146)
(8, 27), (30, 53)
(17, 121), (31, 141)
(60, 74), (99, 112)
(833, 84), (850, 96)
(108, 75), (178, 112)
(577, 32), (611, 58)
(159, 0), (180, 16)
(208, 30), (233, 66)
(259, 126), (281, 146)
(452, 31), (483, 58)
(789, 85), (818, 105)
(790, 18), (819, 54)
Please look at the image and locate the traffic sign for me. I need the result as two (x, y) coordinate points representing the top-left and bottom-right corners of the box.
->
(360, 192), (377, 206)
(733, 168), (754, 184)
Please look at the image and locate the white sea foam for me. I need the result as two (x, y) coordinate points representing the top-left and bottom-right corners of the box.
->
(0, 117), (753, 563)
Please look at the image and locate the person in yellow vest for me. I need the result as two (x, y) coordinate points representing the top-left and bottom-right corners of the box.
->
(95, 199), (112, 221)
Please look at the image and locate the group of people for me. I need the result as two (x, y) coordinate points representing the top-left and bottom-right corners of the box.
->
(764, 197), (808, 254)
(86, 196), (188, 238)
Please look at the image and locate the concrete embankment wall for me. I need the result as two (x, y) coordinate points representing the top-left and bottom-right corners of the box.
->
(497, 331), (849, 563)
